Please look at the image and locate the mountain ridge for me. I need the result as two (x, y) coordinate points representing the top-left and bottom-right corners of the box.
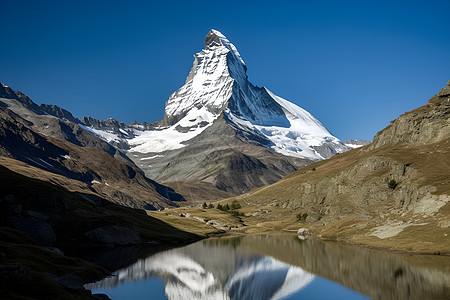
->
(0, 30), (368, 203)
(0, 84), (184, 210)
(76, 29), (365, 200)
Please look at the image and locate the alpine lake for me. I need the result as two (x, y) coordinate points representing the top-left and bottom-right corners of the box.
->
(84, 234), (450, 299)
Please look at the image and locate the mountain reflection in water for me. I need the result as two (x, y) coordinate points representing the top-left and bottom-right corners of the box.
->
(86, 235), (450, 300)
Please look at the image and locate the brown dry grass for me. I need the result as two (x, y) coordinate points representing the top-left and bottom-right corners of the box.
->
(164, 137), (450, 254)
(149, 207), (244, 237)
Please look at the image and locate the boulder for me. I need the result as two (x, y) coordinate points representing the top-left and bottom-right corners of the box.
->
(297, 228), (310, 240)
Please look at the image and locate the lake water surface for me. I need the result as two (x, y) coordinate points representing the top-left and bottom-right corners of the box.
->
(85, 235), (450, 299)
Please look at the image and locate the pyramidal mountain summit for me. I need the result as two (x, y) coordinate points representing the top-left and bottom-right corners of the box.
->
(80, 29), (363, 200)
(0, 30), (367, 205)
(86, 29), (350, 159)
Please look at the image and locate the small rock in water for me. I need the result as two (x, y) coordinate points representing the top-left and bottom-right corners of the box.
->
(297, 228), (310, 240)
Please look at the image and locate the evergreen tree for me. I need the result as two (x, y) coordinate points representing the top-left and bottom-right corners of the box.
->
(231, 200), (241, 210)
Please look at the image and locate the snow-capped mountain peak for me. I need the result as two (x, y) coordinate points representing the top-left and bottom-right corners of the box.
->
(163, 29), (247, 127)
(205, 29), (246, 66)
(83, 30), (350, 161)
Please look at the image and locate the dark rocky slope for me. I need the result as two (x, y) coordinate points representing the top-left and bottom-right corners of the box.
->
(0, 161), (201, 299)
(0, 84), (183, 210)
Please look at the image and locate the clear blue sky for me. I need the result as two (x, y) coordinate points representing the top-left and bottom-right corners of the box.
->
(1, 0), (449, 141)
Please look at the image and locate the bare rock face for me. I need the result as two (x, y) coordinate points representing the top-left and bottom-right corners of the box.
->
(39, 104), (80, 124)
(370, 81), (450, 149)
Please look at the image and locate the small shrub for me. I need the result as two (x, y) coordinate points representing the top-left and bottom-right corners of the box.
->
(224, 204), (230, 211)
(296, 213), (308, 221)
(312, 167), (316, 171)
(388, 179), (398, 189)
(202, 202), (208, 209)
(216, 204), (223, 211)
(230, 210), (245, 217)
(208, 203), (214, 209)
(231, 200), (241, 210)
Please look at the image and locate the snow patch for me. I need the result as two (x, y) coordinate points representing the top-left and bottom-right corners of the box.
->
(128, 109), (217, 153)
(344, 143), (364, 149)
(26, 157), (53, 169)
(37, 158), (53, 168)
(80, 124), (122, 143)
(140, 155), (164, 160)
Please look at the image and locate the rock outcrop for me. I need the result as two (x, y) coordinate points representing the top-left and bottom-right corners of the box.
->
(370, 83), (450, 148)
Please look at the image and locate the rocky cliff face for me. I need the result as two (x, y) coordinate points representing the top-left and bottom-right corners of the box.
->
(370, 81), (450, 148)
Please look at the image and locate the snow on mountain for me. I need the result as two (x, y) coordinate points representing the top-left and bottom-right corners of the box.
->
(343, 139), (371, 149)
(82, 29), (349, 161)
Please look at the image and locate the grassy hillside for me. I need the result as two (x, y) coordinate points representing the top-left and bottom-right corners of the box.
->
(153, 82), (450, 254)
